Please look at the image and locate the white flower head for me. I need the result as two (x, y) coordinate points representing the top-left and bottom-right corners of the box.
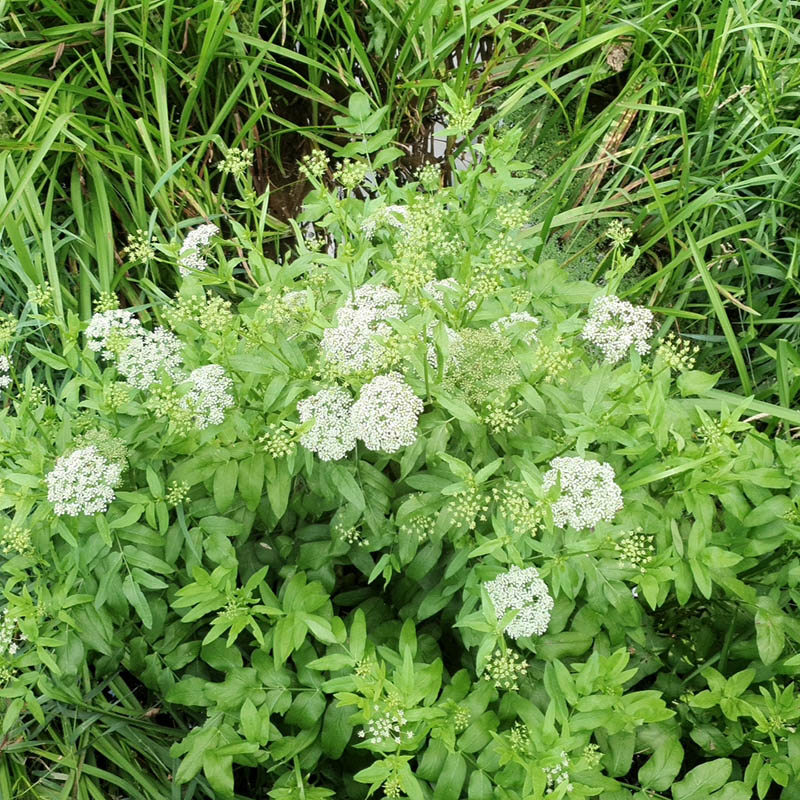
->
(422, 278), (478, 311)
(335, 284), (405, 328)
(322, 284), (406, 375)
(542, 456), (623, 530)
(178, 223), (219, 276)
(181, 364), (235, 429)
(321, 323), (392, 375)
(491, 312), (540, 344)
(46, 445), (123, 516)
(0, 355), (10, 390)
(485, 565), (553, 639)
(297, 387), (357, 461)
(361, 205), (408, 238)
(85, 310), (144, 359)
(350, 372), (423, 453)
(582, 295), (654, 364)
(117, 327), (184, 390)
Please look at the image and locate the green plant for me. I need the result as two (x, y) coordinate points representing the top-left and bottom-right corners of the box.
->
(2, 116), (800, 799)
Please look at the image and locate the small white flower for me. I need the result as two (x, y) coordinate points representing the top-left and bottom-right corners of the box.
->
(297, 387), (357, 461)
(178, 223), (219, 276)
(582, 295), (654, 364)
(361, 205), (407, 238)
(181, 365), (235, 429)
(491, 312), (540, 344)
(542, 456), (623, 530)
(335, 284), (405, 328)
(422, 278), (478, 311)
(0, 355), (10, 390)
(485, 565), (553, 639)
(321, 285), (405, 375)
(350, 372), (423, 453)
(85, 310), (144, 359)
(117, 327), (184, 390)
(46, 445), (123, 516)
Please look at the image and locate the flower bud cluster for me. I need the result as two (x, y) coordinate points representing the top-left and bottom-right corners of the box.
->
(484, 648), (528, 691)
(0, 524), (33, 557)
(656, 332), (699, 372)
(615, 527), (655, 572)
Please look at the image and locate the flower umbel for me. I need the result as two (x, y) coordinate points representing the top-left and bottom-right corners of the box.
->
(181, 365), (235, 430)
(178, 223), (219, 276)
(542, 456), (623, 531)
(350, 373), (423, 453)
(582, 295), (654, 365)
(117, 327), (184, 390)
(46, 446), (124, 516)
(0, 355), (11, 390)
(484, 649), (528, 690)
(297, 387), (357, 461)
(485, 565), (554, 639)
(86, 310), (144, 360)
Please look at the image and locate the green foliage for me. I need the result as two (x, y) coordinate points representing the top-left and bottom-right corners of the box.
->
(1, 113), (800, 800)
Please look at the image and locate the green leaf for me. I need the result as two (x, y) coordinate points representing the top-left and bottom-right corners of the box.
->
(203, 750), (234, 799)
(122, 574), (152, 629)
(213, 460), (239, 513)
(671, 758), (732, 800)
(433, 752), (467, 800)
(321, 701), (355, 758)
(677, 371), (722, 396)
(329, 464), (365, 511)
(239, 452), (265, 511)
(755, 599), (784, 665)
(639, 737), (684, 790)
(26, 343), (69, 370)
(350, 609), (367, 663)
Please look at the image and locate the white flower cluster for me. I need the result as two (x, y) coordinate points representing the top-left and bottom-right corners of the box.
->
(297, 374), (423, 459)
(485, 565), (553, 639)
(178, 223), (219, 276)
(544, 752), (573, 794)
(582, 295), (654, 364)
(422, 278), (478, 311)
(361, 205), (408, 238)
(0, 355), (10, 390)
(46, 445), (124, 516)
(357, 707), (412, 745)
(321, 284), (406, 374)
(491, 312), (540, 344)
(0, 609), (25, 658)
(350, 372), (424, 453)
(181, 365), (235, 429)
(85, 310), (144, 359)
(542, 456), (623, 530)
(297, 387), (357, 461)
(117, 327), (184, 390)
